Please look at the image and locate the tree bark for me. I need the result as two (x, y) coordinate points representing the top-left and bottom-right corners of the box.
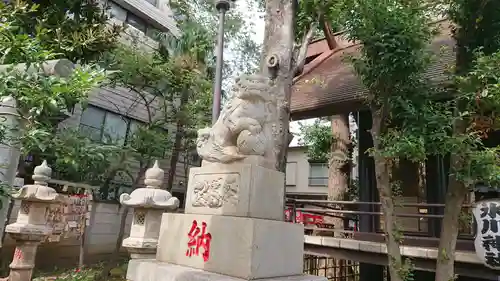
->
(435, 120), (468, 281)
(371, 112), (403, 281)
(166, 90), (189, 191)
(260, 0), (296, 172)
(434, 172), (467, 281)
(328, 114), (350, 206)
(320, 19), (337, 50)
(312, 114), (350, 281)
(329, 114), (350, 281)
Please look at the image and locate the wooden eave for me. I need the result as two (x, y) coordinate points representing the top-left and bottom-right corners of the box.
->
(291, 20), (455, 120)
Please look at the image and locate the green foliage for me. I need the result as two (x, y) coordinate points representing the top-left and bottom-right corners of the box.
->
(0, 66), (106, 127)
(5, 0), (122, 63)
(295, 0), (340, 41)
(0, 3), (55, 64)
(298, 120), (334, 162)
(33, 262), (128, 281)
(342, 0), (435, 107)
(159, 21), (213, 67)
(331, 1), (435, 280)
(128, 124), (171, 160)
(0, 1), (116, 183)
(106, 39), (212, 133)
(101, 23), (213, 191)
(168, 0), (260, 78)
(0, 182), (12, 211)
(450, 50), (500, 186)
(448, 0), (500, 73)
(47, 130), (122, 184)
(338, 0), (441, 164)
(294, 1), (500, 280)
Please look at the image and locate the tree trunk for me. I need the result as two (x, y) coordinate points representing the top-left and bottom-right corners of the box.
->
(166, 141), (180, 191)
(328, 114), (350, 211)
(371, 112), (403, 281)
(166, 125), (182, 191)
(329, 114), (350, 281)
(435, 120), (468, 281)
(434, 172), (467, 281)
(166, 91), (189, 191)
(260, 0), (296, 172)
(312, 114), (350, 281)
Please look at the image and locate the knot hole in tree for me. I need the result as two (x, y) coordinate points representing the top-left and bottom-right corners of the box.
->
(266, 54), (279, 79)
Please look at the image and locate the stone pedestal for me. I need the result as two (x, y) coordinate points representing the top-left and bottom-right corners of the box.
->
(157, 213), (304, 279)
(5, 161), (63, 281)
(125, 162), (325, 281)
(120, 161), (180, 259)
(8, 241), (40, 281)
(185, 163), (285, 220)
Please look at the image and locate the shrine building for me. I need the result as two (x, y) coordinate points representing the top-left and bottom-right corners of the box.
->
(290, 19), (500, 281)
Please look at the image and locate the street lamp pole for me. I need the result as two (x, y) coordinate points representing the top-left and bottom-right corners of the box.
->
(212, 0), (231, 124)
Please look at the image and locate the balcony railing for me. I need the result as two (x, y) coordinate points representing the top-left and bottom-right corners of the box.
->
(286, 198), (475, 251)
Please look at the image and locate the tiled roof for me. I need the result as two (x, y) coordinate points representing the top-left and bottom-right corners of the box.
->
(291, 21), (456, 120)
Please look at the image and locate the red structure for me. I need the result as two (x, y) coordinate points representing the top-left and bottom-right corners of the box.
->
(285, 208), (324, 225)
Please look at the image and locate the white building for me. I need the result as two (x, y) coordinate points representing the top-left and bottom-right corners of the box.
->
(285, 118), (358, 200)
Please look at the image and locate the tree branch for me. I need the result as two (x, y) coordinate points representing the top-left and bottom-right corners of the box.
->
(320, 17), (337, 50)
(292, 21), (317, 76)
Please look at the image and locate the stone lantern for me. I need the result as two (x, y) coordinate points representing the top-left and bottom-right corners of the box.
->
(5, 160), (63, 281)
(120, 160), (180, 259)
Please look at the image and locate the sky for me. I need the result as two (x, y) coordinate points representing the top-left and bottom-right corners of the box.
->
(234, 1), (265, 44)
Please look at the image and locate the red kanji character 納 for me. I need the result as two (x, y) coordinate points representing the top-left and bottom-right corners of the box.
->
(185, 220), (212, 262)
(186, 220), (200, 257)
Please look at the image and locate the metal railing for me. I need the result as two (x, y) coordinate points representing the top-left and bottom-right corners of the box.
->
(286, 198), (475, 251)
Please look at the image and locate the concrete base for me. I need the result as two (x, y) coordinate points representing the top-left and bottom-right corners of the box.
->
(127, 259), (327, 281)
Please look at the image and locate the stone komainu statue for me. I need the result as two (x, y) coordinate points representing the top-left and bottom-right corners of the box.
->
(196, 74), (278, 166)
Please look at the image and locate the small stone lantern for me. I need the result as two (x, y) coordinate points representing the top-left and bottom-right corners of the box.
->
(5, 161), (63, 281)
(120, 160), (180, 259)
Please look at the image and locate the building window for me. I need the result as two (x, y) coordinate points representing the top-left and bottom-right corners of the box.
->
(128, 120), (141, 137)
(309, 163), (328, 186)
(102, 111), (129, 144)
(79, 105), (135, 145)
(109, 2), (127, 21)
(126, 13), (147, 33)
(144, 0), (158, 7)
(107, 0), (165, 41)
(146, 26), (161, 40)
(79, 106), (107, 142)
